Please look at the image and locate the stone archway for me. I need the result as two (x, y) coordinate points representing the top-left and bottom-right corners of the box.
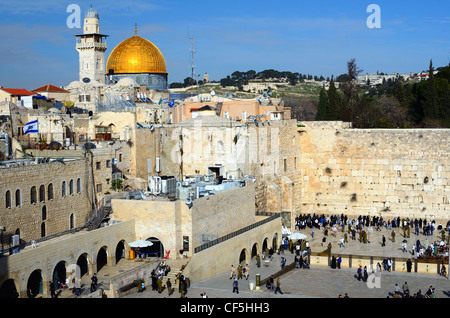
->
(77, 253), (90, 278)
(239, 248), (248, 265)
(251, 243), (259, 260)
(52, 261), (67, 290)
(115, 240), (126, 264)
(144, 237), (164, 258)
(96, 246), (108, 273)
(27, 269), (44, 298)
(0, 279), (19, 298)
(262, 237), (269, 254)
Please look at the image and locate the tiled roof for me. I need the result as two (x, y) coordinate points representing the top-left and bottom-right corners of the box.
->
(32, 84), (69, 93)
(0, 88), (35, 96)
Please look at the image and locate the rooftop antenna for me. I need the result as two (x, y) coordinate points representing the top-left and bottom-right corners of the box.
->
(188, 30), (200, 98)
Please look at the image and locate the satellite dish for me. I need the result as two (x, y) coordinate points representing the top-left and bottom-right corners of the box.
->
(82, 77), (91, 83)
(210, 91), (215, 96)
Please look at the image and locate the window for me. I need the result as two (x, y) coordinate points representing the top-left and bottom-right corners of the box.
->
(96, 184), (102, 193)
(106, 160), (111, 168)
(39, 185), (45, 202)
(119, 153), (122, 162)
(5, 190), (11, 208)
(15, 189), (21, 207)
(77, 178), (81, 194)
(70, 214), (74, 229)
(284, 159), (287, 172)
(62, 181), (66, 197)
(48, 183), (54, 200)
(30, 186), (37, 204)
(42, 206), (47, 220)
(96, 162), (101, 170)
(242, 111), (247, 121)
(69, 180), (74, 195)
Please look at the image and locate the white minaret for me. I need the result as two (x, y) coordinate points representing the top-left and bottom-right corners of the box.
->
(75, 5), (108, 84)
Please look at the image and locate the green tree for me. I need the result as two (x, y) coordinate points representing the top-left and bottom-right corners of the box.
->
(316, 88), (330, 120)
(425, 59), (439, 119)
(327, 79), (341, 120)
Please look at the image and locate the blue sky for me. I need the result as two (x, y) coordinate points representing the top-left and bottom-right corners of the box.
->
(0, 0), (448, 90)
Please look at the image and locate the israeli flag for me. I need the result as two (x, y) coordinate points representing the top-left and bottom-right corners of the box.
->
(168, 99), (174, 107)
(23, 120), (38, 135)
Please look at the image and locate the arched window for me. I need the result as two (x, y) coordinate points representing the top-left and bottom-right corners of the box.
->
(30, 186), (37, 204)
(62, 181), (66, 197)
(77, 178), (81, 194)
(48, 184), (54, 201)
(39, 185), (45, 202)
(69, 179), (74, 195)
(70, 214), (74, 229)
(5, 190), (11, 208)
(42, 206), (47, 220)
(15, 189), (21, 207)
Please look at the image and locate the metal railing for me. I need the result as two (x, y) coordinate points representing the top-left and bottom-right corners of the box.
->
(194, 213), (280, 253)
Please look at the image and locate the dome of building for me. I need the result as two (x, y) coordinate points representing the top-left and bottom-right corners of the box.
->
(84, 5), (99, 19)
(106, 33), (167, 75)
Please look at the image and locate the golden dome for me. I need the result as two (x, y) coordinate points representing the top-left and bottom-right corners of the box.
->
(106, 33), (167, 75)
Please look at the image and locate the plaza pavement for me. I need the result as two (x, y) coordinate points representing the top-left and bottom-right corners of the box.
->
(123, 224), (450, 299)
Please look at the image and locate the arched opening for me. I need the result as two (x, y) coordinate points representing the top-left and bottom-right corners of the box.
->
(47, 183), (53, 201)
(39, 185), (45, 202)
(61, 181), (66, 197)
(239, 249), (247, 265)
(52, 261), (67, 290)
(272, 233), (279, 251)
(115, 241), (126, 264)
(5, 190), (11, 208)
(251, 243), (259, 260)
(41, 222), (46, 238)
(69, 179), (74, 195)
(262, 238), (269, 255)
(30, 186), (37, 204)
(69, 214), (74, 229)
(143, 237), (164, 258)
(27, 269), (43, 298)
(42, 206), (47, 220)
(96, 246), (108, 272)
(15, 189), (21, 207)
(76, 253), (89, 278)
(0, 279), (19, 298)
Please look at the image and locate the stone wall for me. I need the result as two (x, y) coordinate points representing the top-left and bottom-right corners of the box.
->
(133, 118), (303, 228)
(0, 219), (135, 298)
(111, 184), (260, 259)
(0, 159), (94, 245)
(299, 122), (450, 222)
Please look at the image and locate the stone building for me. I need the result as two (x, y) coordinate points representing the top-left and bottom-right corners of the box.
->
(0, 158), (94, 246)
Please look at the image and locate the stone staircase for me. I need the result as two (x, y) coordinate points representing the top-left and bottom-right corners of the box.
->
(162, 258), (190, 289)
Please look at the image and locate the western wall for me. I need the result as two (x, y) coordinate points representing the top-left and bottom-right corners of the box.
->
(299, 121), (450, 222)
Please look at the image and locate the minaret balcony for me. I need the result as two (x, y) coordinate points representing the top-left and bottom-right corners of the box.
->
(76, 42), (107, 50)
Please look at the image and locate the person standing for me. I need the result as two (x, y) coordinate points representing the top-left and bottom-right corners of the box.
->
(49, 281), (56, 298)
(230, 265), (236, 280)
(274, 278), (283, 294)
(382, 235), (386, 247)
(166, 278), (172, 296)
(406, 259), (412, 273)
(232, 278), (239, 295)
(244, 264), (249, 280)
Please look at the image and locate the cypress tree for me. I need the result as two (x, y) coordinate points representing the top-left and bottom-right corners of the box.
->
(327, 79), (341, 120)
(316, 87), (330, 120)
(425, 59), (439, 119)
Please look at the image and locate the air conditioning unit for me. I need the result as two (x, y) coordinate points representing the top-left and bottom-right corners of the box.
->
(11, 234), (20, 247)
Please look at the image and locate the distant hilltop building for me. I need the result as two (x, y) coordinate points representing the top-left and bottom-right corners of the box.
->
(66, 6), (169, 112)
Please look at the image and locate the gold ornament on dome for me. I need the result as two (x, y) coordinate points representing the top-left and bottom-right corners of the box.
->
(105, 26), (167, 75)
